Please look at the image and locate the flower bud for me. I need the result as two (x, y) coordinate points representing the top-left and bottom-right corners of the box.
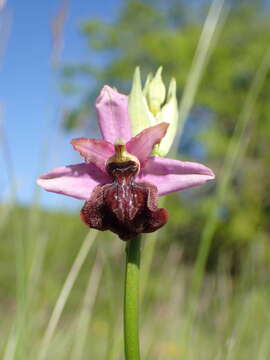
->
(128, 67), (152, 136)
(147, 67), (166, 116)
(142, 72), (153, 96)
(153, 78), (178, 156)
(128, 67), (179, 157)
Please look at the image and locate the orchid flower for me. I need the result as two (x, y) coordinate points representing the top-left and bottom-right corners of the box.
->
(37, 86), (214, 240)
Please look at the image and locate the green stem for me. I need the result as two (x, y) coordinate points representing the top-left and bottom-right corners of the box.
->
(124, 237), (141, 360)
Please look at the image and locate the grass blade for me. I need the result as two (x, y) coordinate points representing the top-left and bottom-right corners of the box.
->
(71, 249), (103, 359)
(38, 230), (97, 360)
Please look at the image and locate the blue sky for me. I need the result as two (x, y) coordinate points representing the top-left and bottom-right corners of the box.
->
(0, 0), (122, 210)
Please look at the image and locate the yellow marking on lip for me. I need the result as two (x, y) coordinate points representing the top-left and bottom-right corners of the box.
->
(106, 139), (140, 165)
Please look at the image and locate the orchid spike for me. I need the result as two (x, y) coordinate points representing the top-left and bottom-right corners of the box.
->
(37, 85), (214, 240)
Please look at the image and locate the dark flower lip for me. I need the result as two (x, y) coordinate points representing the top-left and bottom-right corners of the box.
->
(80, 179), (168, 241)
(80, 156), (168, 240)
(76, 141), (212, 239)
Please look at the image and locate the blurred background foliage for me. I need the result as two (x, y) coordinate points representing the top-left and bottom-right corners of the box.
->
(61, 0), (270, 271)
(1, 0), (270, 359)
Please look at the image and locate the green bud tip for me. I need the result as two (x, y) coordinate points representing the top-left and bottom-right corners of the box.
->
(147, 66), (166, 116)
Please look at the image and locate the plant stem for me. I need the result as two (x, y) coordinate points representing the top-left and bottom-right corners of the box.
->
(124, 237), (141, 360)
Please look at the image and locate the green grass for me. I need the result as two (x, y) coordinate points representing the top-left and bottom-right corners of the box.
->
(0, 205), (269, 360)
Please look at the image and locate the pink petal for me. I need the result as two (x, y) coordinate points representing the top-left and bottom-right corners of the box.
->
(71, 138), (114, 172)
(138, 156), (215, 196)
(126, 123), (169, 165)
(95, 85), (132, 143)
(37, 163), (111, 201)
